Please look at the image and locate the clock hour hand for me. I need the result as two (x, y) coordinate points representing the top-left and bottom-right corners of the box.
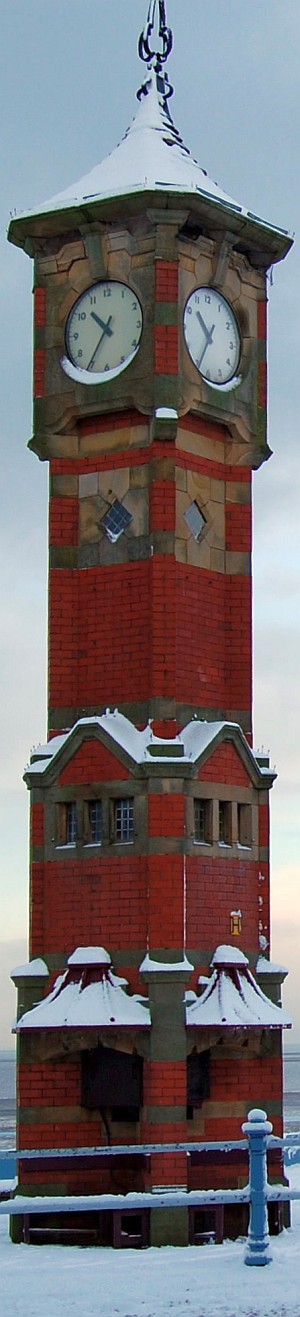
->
(87, 315), (113, 370)
(90, 311), (113, 337)
(196, 310), (215, 346)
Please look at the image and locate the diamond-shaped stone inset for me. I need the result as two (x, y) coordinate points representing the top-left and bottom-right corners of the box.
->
(102, 499), (133, 543)
(184, 500), (207, 541)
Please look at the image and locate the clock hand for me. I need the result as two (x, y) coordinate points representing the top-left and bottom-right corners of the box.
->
(197, 321), (216, 369)
(196, 309), (212, 341)
(90, 311), (113, 337)
(196, 310), (216, 346)
(87, 315), (113, 370)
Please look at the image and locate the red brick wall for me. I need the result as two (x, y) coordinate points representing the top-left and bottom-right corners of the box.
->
(49, 497), (78, 547)
(150, 480), (175, 532)
(155, 261), (178, 302)
(30, 855), (148, 958)
(147, 854), (185, 948)
(148, 795), (185, 838)
(59, 739), (129, 785)
(186, 855), (260, 953)
(47, 418), (252, 727)
(48, 561), (151, 710)
(30, 803), (44, 848)
(226, 503), (252, 553)
(199, 743), (250, 786)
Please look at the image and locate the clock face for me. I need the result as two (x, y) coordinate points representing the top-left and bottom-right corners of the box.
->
(183, 287), (241, 386)
(64, 281), (143, 380)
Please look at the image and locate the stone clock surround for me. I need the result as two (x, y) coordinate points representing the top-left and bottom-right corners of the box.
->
(31, 210), (268, 464)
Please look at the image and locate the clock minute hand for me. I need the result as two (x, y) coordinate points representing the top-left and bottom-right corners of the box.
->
(87, 315), (113, 370)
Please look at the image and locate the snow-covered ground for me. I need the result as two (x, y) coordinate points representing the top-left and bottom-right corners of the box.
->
(1, 1169), (300, 1317)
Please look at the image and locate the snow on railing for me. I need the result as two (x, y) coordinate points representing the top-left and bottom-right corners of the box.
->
(1, 1110), (300, 1266)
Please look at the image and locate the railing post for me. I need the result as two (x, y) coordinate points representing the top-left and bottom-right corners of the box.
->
(242, 1107), (273, 1266)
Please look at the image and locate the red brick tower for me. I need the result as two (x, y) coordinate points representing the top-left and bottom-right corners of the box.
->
(9, 4), (291, 1246)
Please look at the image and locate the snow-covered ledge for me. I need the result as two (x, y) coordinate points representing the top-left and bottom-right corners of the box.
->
(11, 958), (49, 1025)
(256, 955), (289, 1008)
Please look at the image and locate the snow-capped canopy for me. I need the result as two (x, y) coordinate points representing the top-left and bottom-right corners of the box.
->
(186, 945), (292, 1030)
(15, 946), (151, 1032)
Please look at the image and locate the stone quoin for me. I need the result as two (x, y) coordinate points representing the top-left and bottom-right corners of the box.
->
(8, 0), (292, 1248)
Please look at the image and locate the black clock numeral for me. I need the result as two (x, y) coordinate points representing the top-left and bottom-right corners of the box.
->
(226, 358), (231, 367)
(120, 356), (125, 363)
(136, 319), (142, 328)
(187, 306), (192, 316)
(73, 333), (79, 341)
(103, 288), (111, 298)
(77, 350), (83, 358)
(132, 301), (137, 309)
(218, 303), (222, 313)
(226, 321), (230, 330)
(205, 294), (211, 303)
(229, 341), (234, 350)
(132, 339), (138, 348)
(206, 370), (211, 379)
(218, 369), (223, 378)
(77, 312), (86, 321)
(89, 296), (97, 305)
(105, 364), (110, 371)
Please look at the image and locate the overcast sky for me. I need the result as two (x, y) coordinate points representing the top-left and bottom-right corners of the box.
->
(0, 0), (299, 1047)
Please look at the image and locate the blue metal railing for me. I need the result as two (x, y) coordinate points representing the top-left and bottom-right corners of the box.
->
(1, 1109), (300, 1265)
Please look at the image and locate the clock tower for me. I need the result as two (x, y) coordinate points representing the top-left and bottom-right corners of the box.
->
(9, 2), (291, 1247)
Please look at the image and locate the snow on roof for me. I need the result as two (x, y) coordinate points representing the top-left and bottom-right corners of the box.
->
(26, 710), (268, 781)
(11, 73), (289, 249)
(256, 955), (289, 977)
(10, 958), (48, 979)
(16, 946), (150, 1031)
(68, 947), (111, 967)
(211, 946), (249, 967)
(155, 407), (178, 420)
(186, 945), (292, 1030)
(14, 77), (242, 219)
(140, 954), (194, 974)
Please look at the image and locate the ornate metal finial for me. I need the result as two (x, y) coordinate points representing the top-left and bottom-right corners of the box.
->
(139, 1), (173, 75)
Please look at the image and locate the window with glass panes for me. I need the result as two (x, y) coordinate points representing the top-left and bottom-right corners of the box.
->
(87, 800), (102, 845)
(114, 798), (134, 843)
(218, 801), (231, 846)
(194, 798), (211, 844)
(66, 801), (77, 845)
(237, 803), (252, 848)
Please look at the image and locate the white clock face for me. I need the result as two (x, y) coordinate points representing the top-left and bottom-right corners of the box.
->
(64, 281), (143, 381)
(183, 287), (241, 386)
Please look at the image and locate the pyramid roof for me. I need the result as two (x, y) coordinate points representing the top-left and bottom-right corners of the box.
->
(8, 60), (291, 266)
(15, 946), (150, 1032)
(186, 945), (292, 1031)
